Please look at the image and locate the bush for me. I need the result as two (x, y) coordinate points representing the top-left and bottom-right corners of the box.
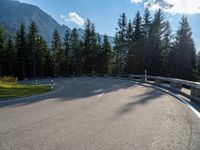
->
(0, 76), (18, 83)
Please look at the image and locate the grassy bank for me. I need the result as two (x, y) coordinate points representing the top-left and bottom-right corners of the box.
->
(0, 81), (52, 100)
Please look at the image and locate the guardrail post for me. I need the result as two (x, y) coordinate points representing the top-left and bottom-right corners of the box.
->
(170, 82), (182, 92)
(140, 75), (147, 82)
(191, 87), (200, 98)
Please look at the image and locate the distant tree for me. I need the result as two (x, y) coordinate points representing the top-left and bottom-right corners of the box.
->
(4, 36), (17, 76)
(126, 20), (134, 73)
(142, 8), (151, 37)
(82, 19), (91, 73)
(142, 8), (152, 71)
(172, 16), (196, 80)
(161, 21), (173, 76)
(145, 9), (165, 75)
(96, 34), (102, 50)
(36, 36), (51, 77)
(101, 34), (112, 74)
(196, 51), (200, 80)
(15, 23), (27, 79)
(69, 28), (81, 74)
(42, 46), (54, 77)
(95, 33), (102, 73)
(63, 30), (70, 75)
(0, 9), (198, 81)
(51, 29), (65, 76)
(79, 39), (84, 74)
(0, 26), (5, 76)
(113, 32), (120, 74)
(114, 13), (127, 74)
(90, 23), (98, 73)
(132, 11), (144, 74)
(27, 22), (39, 78)
(82, 19), (98, 73)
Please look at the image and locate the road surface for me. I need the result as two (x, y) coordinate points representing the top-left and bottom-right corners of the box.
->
(0, 77), (200, 150)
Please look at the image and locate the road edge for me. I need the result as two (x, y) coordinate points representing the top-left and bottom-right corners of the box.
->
(0, 84), (64, 103)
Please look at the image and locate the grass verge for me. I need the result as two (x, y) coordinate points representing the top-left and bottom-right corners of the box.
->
(0, 81), (52, 100)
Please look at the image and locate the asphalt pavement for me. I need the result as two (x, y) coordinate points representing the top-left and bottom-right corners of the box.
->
(0, 77), (200, 150)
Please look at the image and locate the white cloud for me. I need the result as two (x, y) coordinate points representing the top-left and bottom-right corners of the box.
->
(165, 0), (200, 14)
(131, 0), (200, 14)
(130, 0), (142, 4)
(60, 12), (84, 27)
(144, 0), (173, 10)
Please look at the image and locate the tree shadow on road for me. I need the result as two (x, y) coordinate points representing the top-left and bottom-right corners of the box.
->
(0, 78), (137, 108)
(112, 88), (165, 119)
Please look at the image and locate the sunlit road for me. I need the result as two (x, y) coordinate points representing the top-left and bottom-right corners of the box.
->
(0, 78), (200, 150)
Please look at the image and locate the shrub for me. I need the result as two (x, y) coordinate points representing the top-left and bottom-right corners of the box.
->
(0, 76), (18, 83)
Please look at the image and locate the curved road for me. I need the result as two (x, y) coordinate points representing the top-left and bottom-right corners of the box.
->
(0, 78), (200, 150)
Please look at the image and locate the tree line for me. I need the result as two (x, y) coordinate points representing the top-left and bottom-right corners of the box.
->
(0, 20), (112, 79)
(0, 8), (199, 81)
(114, 9), (197, 81)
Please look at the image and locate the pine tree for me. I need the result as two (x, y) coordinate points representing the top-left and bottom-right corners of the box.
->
(0, 26), (5, 76)
(146, 9), (165, 75)
(69, 28), (81, 74)
(36, 36), (50, 77)
(126, 20), (134, 73)
(161, 21), (173, 76)
(90, 23), (98, 73)
(114, 13), (127, 74)
(82, 19), (98, 74)
(16, 23), (27, 79)
(142, 8), (152, 71)
(101, 34), (112, 74)
(27, 22), (39, 78)
(97, 34), (102, 50)
(196, 51), (200, 80)
(51, 30), (62, 77)
(132, 11), (144, 74)
(63, 30), (70, 75)
(82, 19), (91, 73)
(79, 40), (84, 74)
(113, 32), (120, 74)
(172, 16), (196, 80)
(96, 33), (102, 73)
(4, 36), (17, 76)
(143, 8), (151, 38)
(51, 29), (64, 76)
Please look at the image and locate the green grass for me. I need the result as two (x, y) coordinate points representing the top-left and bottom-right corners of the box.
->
(0, 81), (52, 100)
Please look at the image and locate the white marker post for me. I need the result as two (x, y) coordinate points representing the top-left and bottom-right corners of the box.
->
(35, 79), (38, 85)
(51, 80), (54, 90)
(145, 69), (147, 82)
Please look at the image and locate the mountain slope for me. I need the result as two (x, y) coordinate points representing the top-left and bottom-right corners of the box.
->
(0, 0), (113, 46)
(0, 0), (71, 45)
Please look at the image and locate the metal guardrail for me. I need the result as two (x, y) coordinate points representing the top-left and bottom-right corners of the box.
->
(128, 75), (200, 103)
(68, 73), (200, 103)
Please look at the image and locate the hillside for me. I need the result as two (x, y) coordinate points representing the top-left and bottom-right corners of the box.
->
(0, 0), (113, 46)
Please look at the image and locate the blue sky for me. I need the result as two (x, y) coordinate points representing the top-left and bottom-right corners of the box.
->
(18, 0), (200, 51)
